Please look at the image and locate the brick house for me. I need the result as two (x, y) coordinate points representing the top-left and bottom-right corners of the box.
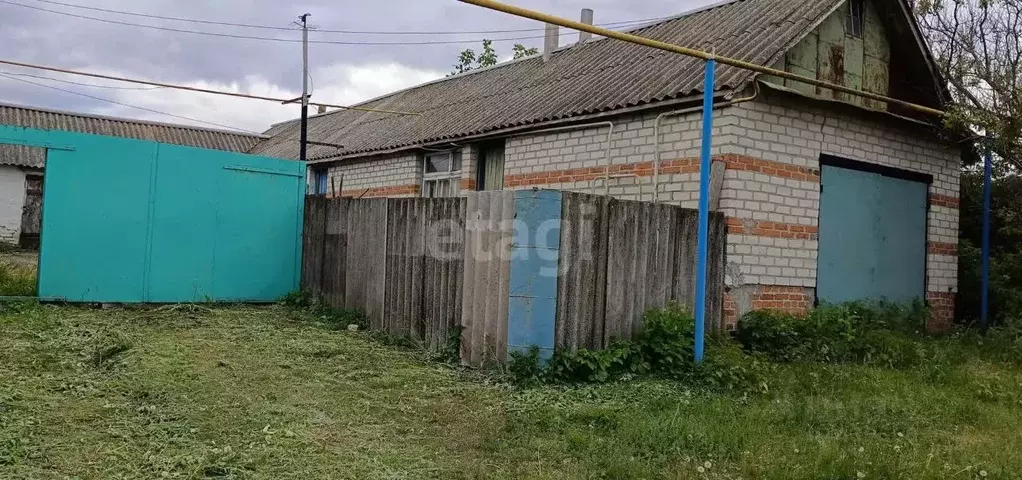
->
(251, 0), (961, 329)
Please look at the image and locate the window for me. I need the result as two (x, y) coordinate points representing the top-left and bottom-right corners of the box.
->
(311, 168), (328, 195)
(477, 142), (505, 191)
(422, 150), (462, 197)
(846, 0), (865, 38)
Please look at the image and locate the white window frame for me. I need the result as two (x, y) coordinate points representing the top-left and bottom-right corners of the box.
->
(421, 150), (461, 198)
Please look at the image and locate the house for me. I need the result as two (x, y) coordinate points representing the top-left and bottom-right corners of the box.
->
(0, 102), (265, 248)
(250, 0), (961, 330)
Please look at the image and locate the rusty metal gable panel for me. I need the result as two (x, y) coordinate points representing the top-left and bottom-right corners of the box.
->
(0, 102), (265, 167)
(250, 0), (844, 161)
(770, 0), (897, 109)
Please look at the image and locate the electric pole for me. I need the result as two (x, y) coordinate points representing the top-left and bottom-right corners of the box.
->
(299, 13), (311, 162)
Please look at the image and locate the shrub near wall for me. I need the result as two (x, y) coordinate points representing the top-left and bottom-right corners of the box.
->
(735, 302), (931, 367)
(511, 305), (765, 393)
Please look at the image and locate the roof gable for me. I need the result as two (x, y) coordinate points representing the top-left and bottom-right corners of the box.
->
(764, 0), (947, 114)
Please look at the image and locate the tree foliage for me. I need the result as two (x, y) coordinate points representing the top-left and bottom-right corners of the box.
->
(449, 41), (538, 76)
(914, 0), (1022, 167)
(958, 171), (1022, 324)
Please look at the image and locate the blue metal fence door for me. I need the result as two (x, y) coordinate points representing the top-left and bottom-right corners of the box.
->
(7, 125), (307, 303)
(817, 161), (927, 304)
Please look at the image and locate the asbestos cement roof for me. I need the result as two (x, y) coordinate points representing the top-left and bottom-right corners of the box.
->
(250, 0), (846, 161)
(0, 102), (266, 168)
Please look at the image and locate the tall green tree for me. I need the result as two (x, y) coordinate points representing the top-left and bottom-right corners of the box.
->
(449, 41), (539, 76)
(914, 0), (1022, 168)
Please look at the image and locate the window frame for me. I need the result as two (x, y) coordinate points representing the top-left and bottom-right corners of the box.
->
(476, 141), (506, 191)
(846, 0), (865, 38)
(421, 150), (462, 198)
(312, 168), (328, 195)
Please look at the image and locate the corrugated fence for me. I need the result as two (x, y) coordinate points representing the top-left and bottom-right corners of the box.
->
(302, 190), (726, 365)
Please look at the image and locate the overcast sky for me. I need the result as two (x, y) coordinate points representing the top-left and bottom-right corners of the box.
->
(0, 0), (716, 134)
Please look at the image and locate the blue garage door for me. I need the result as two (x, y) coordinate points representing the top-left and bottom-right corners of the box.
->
(817, 157), (928, 304)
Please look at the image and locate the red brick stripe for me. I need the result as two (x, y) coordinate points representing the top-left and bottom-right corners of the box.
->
(720, 154), (820, 182)
(339, 184), (419, 198)
(929, 193), (960, 209)
(926, 292), (955, 332)
(928, 242), (958, 256)
(726, 217), (819, 240)
(504, 155), (820, 188)
(753, 286), (813, 313)
(459, 178), (477, 190)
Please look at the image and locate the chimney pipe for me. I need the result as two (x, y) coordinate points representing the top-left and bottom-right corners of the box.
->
(579, 8), (593, 44)
(543, 23), (559, 62)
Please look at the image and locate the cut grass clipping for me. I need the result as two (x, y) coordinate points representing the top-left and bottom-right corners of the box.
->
(2, 301), (1022, 479)
(0, 263), (35, 296)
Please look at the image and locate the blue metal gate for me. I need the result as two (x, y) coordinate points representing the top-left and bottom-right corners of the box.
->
(817, 157), (928, 304)
(0, 125), (305, 303)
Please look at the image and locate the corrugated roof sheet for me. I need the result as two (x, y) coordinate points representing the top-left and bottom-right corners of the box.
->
(0, 102), (266, 168)
(250, 0), (843, 161)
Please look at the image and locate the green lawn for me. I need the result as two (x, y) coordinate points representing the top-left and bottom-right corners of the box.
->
(0, 304), (1018, 479)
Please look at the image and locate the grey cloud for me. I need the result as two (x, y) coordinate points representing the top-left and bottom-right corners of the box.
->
(0, 0), (714, 128)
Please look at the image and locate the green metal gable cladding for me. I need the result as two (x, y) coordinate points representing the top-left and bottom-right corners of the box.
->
(769, 0), (893, 110)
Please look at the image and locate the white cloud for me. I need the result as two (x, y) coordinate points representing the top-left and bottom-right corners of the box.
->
(84, 62), (443, 134)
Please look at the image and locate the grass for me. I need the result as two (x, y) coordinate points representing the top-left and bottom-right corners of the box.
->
(1, 304), (1020, 479)
(0, 263), (35, 296)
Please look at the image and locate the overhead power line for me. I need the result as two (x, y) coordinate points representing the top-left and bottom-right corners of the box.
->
(3, 71), (162, 90)
(0, 71), (262, 134)
(20, 0), (670, 35)
(2, 0), (662, 45)
(0, 58), (422, 116)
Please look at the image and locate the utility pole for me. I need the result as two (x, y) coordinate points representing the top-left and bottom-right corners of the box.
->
(299, 13), (311, 162)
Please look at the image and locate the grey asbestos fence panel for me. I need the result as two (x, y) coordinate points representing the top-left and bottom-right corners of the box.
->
(422, 198), (467, 351)
(322, 197), (349, 308)
(345, 199), (388, 330)
(460, 191), (514, 367)
(384, 198), (426, 339)
(301, 195), (326, 295)
(556, 192), (609, 351)
(705, 212), (727, 332)
(602, 200), (726, 344)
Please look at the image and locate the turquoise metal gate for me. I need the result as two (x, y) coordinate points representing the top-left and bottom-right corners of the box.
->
(817, 156), (929, 304)
(0, 125), (305, 303)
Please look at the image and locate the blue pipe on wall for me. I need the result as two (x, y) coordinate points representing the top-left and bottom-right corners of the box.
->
(981, 138), (993, 332)
(693, 59), (716, 363)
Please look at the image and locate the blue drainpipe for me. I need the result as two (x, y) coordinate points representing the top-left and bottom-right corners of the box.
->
(694, 59), (716, 363)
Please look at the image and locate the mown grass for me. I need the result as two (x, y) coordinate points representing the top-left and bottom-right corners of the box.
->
(0, 262), (35, 296)
(1, 304), (1020, 479)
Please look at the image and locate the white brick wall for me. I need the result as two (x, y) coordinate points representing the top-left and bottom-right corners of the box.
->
(503, 110), (718, 203)
(313, 89), (960, 298)
(721, 94), (960, 293)
(503, 91), (960, 295)
(0, 165), (25, 245)
(321, 152), (420, 196)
